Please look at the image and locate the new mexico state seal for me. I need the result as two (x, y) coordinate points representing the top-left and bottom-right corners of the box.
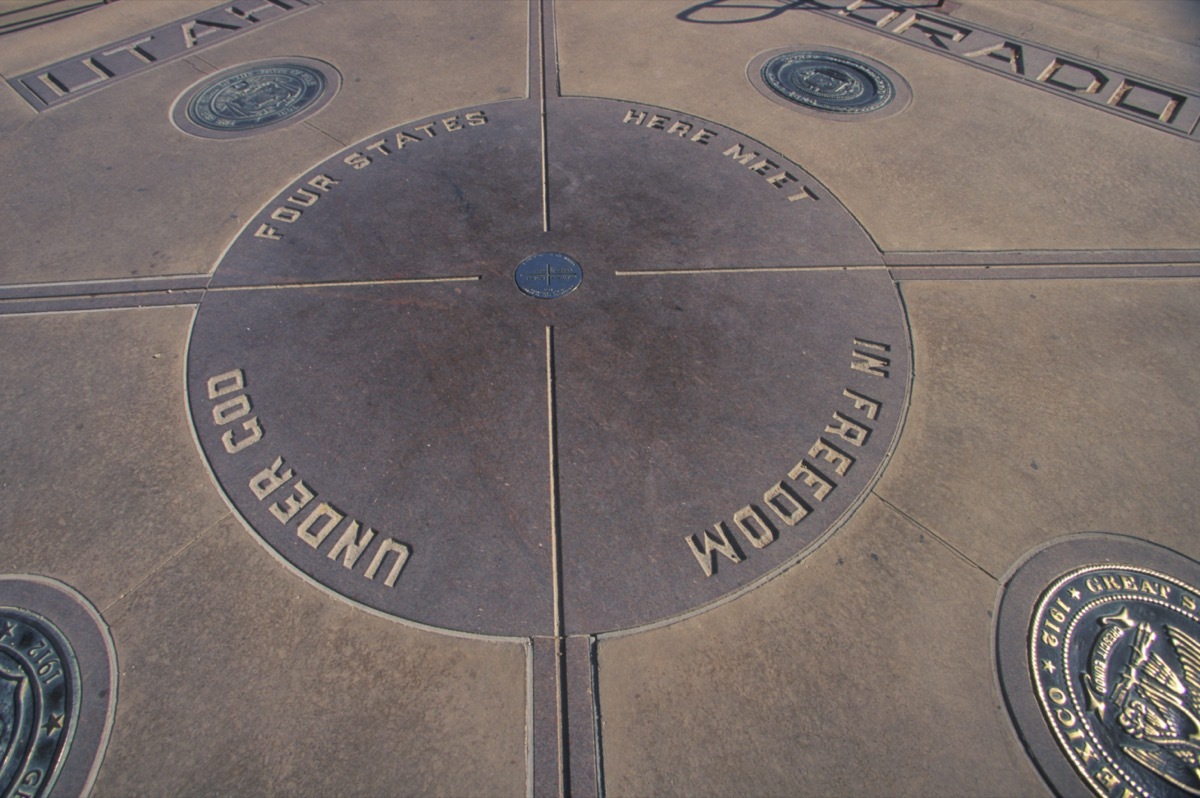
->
(1032, 564), (1200, 797)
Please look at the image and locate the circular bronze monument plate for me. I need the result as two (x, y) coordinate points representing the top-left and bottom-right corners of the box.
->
(0, 576), (116, 798)
(749, 47), (911, 120)
(997, 535), (1200, 797)
(515, 252), (583, 299)
(187, 97), (910, 637)
(171, 57), (340, 139)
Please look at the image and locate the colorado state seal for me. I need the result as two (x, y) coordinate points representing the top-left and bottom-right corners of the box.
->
(1032, 564), (1200, 797)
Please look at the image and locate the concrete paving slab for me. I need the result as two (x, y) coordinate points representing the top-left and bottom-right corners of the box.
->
(557, 0), (1200, 252)
(183, 0), (530, 147)
(95, 514), (527, 797)
(0, 55), (339, 284)
(876, 278), (1200, 579)
(0, 306), (230, 609)
(597, 495), (1045, 797)
(0, 0), (1197, 795)
(949, 0), (1200, 85)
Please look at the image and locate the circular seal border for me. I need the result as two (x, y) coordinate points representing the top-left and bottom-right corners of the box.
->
(995, 534), (1200, 798)
(170, 57), (341, 140)
(0, 575), (117, 797)
(514, 252), (583, 299)
(748, 46), (911, 121)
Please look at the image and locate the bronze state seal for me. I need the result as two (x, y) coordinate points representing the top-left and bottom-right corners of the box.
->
(1032, 564), (1200, 797)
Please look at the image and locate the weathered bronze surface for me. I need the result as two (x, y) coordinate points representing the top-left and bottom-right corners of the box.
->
(998, 537), (1200, 798)
(515, 253), (583, 299)
(1034, 565), (1200, 797)
(187, 64), (325, 131)
(0, 609), (78, 798)
(0, 577), (115, 798)
(172, 58), (339, 139)
(761, 51), (893, 114)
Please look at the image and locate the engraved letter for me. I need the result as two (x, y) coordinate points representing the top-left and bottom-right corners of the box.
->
(207, 369), (244, 399)
(182, 19), (241, 49)
(722, 143), (760, 166)
(809, 438), (854, 476)
(98, 36), (157, 67)
(891, 13), (970, 48)
(269, 480), (314, 523)
(788, 460), (835, 500)
(766, 171), (799, 189)
(851, 350), (890, 377)
(686, 523), (745, 577)
(287, 188), (320, 207)
(250, 457), (292, 499)
(825, 411), (871, 447)
(733, 505), (777, 549)
(622, 109), (647, 125)
(227, 0), (294, 24)
(963, 40), (1024, 74)
(1037, 58), (1107, 95)
(843, 388), (880, 420)
(328, 521), (377, 568)
(222, 418), (263, 454)
(749, 158), (779, 176)
(764, 482), (810, 525)
(296, 502), (344, 548)
(394, 131), (422, 148)
(212, 395), (250, 425)
(666, 121), (693, 137)
(307, 174), (340, 192)
(840, 0), (903, 27)
(365, 139), (392, 156)
(365, 539), (410, 587)
(1107, 79), (1184, 124)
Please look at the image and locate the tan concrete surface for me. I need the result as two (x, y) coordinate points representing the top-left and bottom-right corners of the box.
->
(0, 306), (229, 609)
(0, 55), (339, 283)
(557, 0), (1200, 252)
(597, 496), (1045, 798)
(876, 278), (1200, 578)
(198, 0), (530, 147)
(0, 0), (1197, 795)
(952, 0), (1200, 84)
(95, 514), (527, 797)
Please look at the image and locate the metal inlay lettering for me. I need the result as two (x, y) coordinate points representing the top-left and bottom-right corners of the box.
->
(1032, 564), (1200, 797)
(7, 0), (318, 111)
(0, 609), (80, 798)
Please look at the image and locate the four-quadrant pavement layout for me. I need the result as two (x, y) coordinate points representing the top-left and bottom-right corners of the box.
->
(0, 0), (1198, 795)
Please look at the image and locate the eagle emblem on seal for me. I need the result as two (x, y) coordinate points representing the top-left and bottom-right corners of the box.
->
(1085, 608), (1200, 795)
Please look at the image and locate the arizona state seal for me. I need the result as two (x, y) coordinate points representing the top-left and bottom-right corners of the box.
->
(1032, 564), (1200, 797)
